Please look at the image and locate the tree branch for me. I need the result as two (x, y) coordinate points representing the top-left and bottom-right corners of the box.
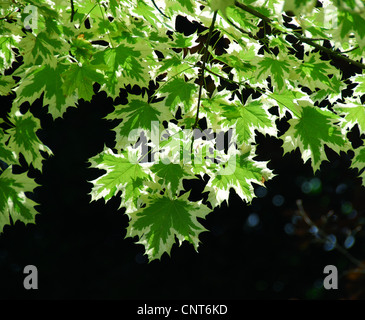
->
(70, 0), (75, 22)
(234, 1), (271, 24)
(296, 199), (365, 269)
(294, 33), (365, 69)
(193, 10), (218, 130)
(234, 1), (365, 70)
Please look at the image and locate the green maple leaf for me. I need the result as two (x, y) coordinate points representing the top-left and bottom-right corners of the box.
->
(310, 76), (345, 104)
(0, 75), (15, 96)
(204, 149), (274, 207)
(133, 0), (162, 26)
(70, 36), (96, 63)
(336, 10), (365, 48)
(13, 63), (77, 119)
(157, 52), (196, 77)
(281, 102), (349, 172)
(0, 130), (16, 165)
(351, 146), (365, 186)
(89, 148), (150, 213)
(219, 97), (277, 144)
(126, 192), (210, 261)
(210, 0), (235, 13)
(107, 0), (122, 17)
(0, 35), (17, 74)
(350, 73), (365, 96)
(170, 32), (196, 48)
(18, 31), (68, 68)
(283, 0), (316, 14)
(150, 162), (190, 196)
(0, 20), (21, 73)
(201, 90), (232, 129)
(290, 52), (340, 91)
(217, 49), (255, 81)
(106, 94), (171, 149)
(3, 0), (364, 261)
(91, 43), (151, 98)
(267, 89), (305, 118)
(165, 0), (196, 15)
(160, 77), (197, 113)
(254, 54), (293, 91)
(0, 167), (39, 233)
(334, 97), (365, 134)
(333, 0), (363, 11)
(175, 0), (196, 14)
(61, 63), (104, 102)
(7, 110), (52, 171)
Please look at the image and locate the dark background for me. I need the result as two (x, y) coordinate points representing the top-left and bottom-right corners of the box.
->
(1, 14), (365, 301)
(0, 89), (364, 300)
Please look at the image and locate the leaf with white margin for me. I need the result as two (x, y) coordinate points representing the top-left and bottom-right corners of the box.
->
(267, 89), (305, 118)
(150, 162), (194, 197)
(335, 10), (365, 49)
(310, 76), (345, 104)
(18, 31), (68, 69)
(7, 110), (52, 171)
(253, 53), (294, 92)
(89, 147), (151, 213)
(0, 75), (15, 96)
(204, 147), (274, 207)
(0, 22), (21, 74)
(12, 62), (78, 119)
(351, 146), (365, 187)
(159, 77), (198, 113)
(333, 97), (365, 134)
(350, 73), (365, 96)
(126, 192), (210, 261)
(290, 52), (341, 91)
(283, 0), (317, 15)
(91, 42), (152, 98)
(106, 94), (171, 149)
(0, 129), (17, 166)
(219, 96), (277, 144)
(61, 63), (104, 102)
(0, 167), (39, 233)
(281, 102), (349, 172)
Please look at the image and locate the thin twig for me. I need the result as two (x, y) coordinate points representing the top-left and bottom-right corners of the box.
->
(151, 0), (170, 19)
(234, 1), (365, 70)
(296, 199), (365, 268)
(342, 46), (359, 54)
(294, 33), (365, 69)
